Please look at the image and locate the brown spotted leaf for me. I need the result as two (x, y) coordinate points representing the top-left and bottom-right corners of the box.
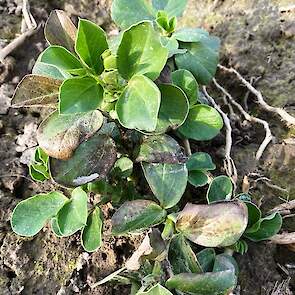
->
(176, 201), (248, 247)
(37, 110), (104, 160)
(45, 10), (77, 52)
(12, 75), (61, 108)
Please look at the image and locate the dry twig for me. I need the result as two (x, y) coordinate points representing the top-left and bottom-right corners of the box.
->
(271, 232), (295, 245)
(212, 78), (273, 160)
(218, 64), (295, 127)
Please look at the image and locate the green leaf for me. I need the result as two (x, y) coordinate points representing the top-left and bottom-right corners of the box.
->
(29, 164), (49, 182)
(176, 201), (248, 247)
(112, 200), (166, 235)
(32, 62), (70, 80)
(244, 212), (282, 242)
(152, 0), (187, 17)
(166, 271), (236, 294)
(11, 192), (68, 236)
(111, 0), (156, 29)
(178, 104), (223, 141)
(142, 162), (188, 209)
(117, 21), (168, 80)
(207, 175), (233, 204)
(160, 36), (183, 58)
(39, 45), (83, 72)
(30, 163), (49, 178)
(136, 134), (185, 164)
(188, 171), (208, 187)
(37, 110), (103, 160)
(51, 218), (63, 237)
(75, 19), (108, 74)
(45, 10), (77, 52)
(168, 235), (202, 274)
(231, 240), (248, 255)
(244, 201), (261, 229)
(56, 187), (88, 236)
(81, 207), (103, 252)
(34, 147), (49, 165)
(171, 69), (199, 106)
(116, 75), (160, 132)
(138, 284), (173, 295)
(155, 84), (189, 133)
(50, 133), (116, 187)
(112, 157), (133, 178)
(186, 152), (215, 171)
(175, 41), (219, 85)
(213, 254), (239, 276)
(196, 248), (215, 272)
(59, 77), (104, 114)
(11, 74), (61, 108)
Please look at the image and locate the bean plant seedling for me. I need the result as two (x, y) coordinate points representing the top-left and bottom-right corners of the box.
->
(10, 0), (283, 294)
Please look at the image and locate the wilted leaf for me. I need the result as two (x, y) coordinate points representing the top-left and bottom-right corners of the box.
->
(45, 10), (77, 52)
(112, 200), (166, 235)
(142, 162), (188, 209)
(176, 201), (248, 247)
(196, 248), (215, 272)
(168, 234), (202, 274)
(186, 152), (215, 171)
(11, 192), (68, 236)
(188, 171), (208, 187)
(81, 207), (103, 252)
(136, 135), (185, 164)
(179, 104), (223, 141)
(12, 75), (61, 108)
(166, 270), (237, 295)
(56, 187), (88, 236)
(207, 175), (233, 203)
(116, 75), (160, 132)
(37, 110), (103, 160)
(50, 133), (116, 187)
(117, 21), (168, 80)
(138, 284), (173, 295)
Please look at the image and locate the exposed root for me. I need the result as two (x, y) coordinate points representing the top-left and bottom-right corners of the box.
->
(212, 78), (273, 160)
(218, 64), (295, 127)
(202, 86), (238, 189)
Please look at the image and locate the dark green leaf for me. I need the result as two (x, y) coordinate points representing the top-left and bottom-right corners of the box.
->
(213, 254), (239, 276)
(196, 248), (215, 272)
(37, 110), (103, 160)
(11, 74), (61, 108)
(112, 200), (166, 235)
(56, 187), (88, 236)
(116, 75), (160, 132)
(11, 192), (68, 236)
(188, 171), (208, 187)
(50, 133), (116, 187)
(117, 22), (168, 80)
(59, 77), (104, 114)
(244, 201), (261, 229)
(152, 0), (188, 17)
(75, 19), (108, 74)
(186, 152), (215, 171)
(142, 162), (188, 209)
(111, 0), (156, 29)
(32, 62), (70, 80)
(176, 201), (248, 247)
(81, 207), (103, 252)
(171, 69), (199, 106)
(207, 175), (233, 203)
(168, 235), (202, 274)
(45, 10), (77, 52)
(178, 104), (223, 141)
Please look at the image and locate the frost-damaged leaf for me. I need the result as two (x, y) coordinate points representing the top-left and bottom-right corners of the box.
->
(136, 135), (186, 164)
(117, 21), (168, 80)
(32, 62), (70, 80)
(207, 175), (233, 204)
(186, 152), (215, 171)
(59, 77), (104, 114)
(116, 75), (160, 132)
(37, 110), (103, 160)
(50, 133), (116, 187)
(81, 207), (103, 252)
(112, 200), (166, 235)
(168, 234), (202, 274)
(138, 284), (173, 295)
(142, 162), (188, 209)
(11, 192), (68, 236)
(75, 19), (108, 74)
(45, 10), (77, 52)
(176, 201), (248, 247)
(56, 187), (88, 236)
(166, 270), (237, 295)
(111, 0), (156, 30)
(12, 75), (61, 108)
(155, 84), (189, 133)
(178, 104), (223, 141)
(152, 0), (188, 17)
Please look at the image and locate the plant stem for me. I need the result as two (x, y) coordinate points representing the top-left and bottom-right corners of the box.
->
(183, 138), (192, 156)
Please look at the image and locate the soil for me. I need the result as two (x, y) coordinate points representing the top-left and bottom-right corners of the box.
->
(0, 0), (295, 294)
